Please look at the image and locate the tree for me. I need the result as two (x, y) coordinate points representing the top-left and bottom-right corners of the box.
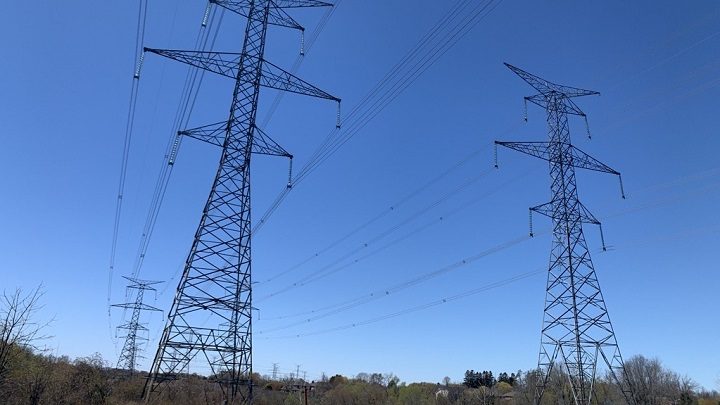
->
(623, 355), (698, 405)
(464, 370), (480, 388)
(498, 371), (516, 386)
(0, 285), (50, 385)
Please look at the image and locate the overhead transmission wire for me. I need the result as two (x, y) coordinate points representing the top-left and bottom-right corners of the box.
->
(256, 2), (712, 337)
(259, 195), (720, 341)
(257, 165), (720, 333)
(255, 123), (522, 300)
(108, 0), (150, 349)
(260, 267), (546, 340)
(293, 0), (503, 184)
(258, 0), (717, 280)
(260, 80), (717, 340)
(253, 0), (505, 235)
(257, 165), (530, 302)
(111, 3), (225, 360)
(261, 142), (501, 284)
(257, 230), (539, 334)
(129, 5), (226, 280)
(258, 10), (717, 338)
(261, 224), (672, 340)
(265, 165), (497, 290)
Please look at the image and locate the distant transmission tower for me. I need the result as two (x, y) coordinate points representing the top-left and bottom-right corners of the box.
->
(142, 1), (339, 403)
(113, 277), (162, 374)
(495, 63), (635, 405)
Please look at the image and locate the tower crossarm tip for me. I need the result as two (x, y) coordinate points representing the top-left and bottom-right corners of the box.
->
(261, 58), (340, 101)
(145, 48), (241, 79)
(253, 125), (292, 157)
(505, 62), (599, 99)
(569, 144), (620, 176)
(179, 121), (226, 148)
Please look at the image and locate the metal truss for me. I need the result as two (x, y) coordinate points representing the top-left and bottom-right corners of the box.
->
(112, 277), (162, 374)
(142, 1), (338, 403)
(495, 63), (636, 405)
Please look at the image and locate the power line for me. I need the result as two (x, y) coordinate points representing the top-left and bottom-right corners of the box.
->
(258, 206), (719, 341)
(258, 0), (343, 129)
(258, 169), (720, 328)
(260, 142), (499, 284)
(259, 267), (545, 340)
(257, 167), (530, 302)
(257, 231), (536, 334)
(108, 0), (150, 350)
(253, 0), (505, 235)
(130, 6), (227, 280)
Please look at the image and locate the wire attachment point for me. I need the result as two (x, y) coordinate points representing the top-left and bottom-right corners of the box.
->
(523, 97), (528, 122)
(201, 2), (211, 27)
(529, 209), (534, 237)
(287, 156), (293, 189)
(336, 101), (341, 129)
(300, 29), (305, 56)
(134, 52), (145, 79)
(584, 115), (591, 140)
(494, 143), (499, 169)
(618, 174), (626, 199)
(168, 132), (182, 166)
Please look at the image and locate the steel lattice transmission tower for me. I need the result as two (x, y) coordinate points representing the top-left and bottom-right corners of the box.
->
(113, 277), (163, 374)
(142, 1), (339, 403)
(495, 63), (636, 405)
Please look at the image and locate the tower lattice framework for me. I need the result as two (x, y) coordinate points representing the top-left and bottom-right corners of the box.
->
(142, 1), (339, 403)
(495, 63), (636, 405)
(113, 277), (162, 374)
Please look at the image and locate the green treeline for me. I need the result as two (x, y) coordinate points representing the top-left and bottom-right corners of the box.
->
(0, 346), (719, 405)
(1, 287), (718, 404)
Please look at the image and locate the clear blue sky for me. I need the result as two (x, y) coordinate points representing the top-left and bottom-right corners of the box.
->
(1, 0), (718, 390)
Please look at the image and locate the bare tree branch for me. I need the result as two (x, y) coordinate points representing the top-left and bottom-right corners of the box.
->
(0, 284), (52, 382)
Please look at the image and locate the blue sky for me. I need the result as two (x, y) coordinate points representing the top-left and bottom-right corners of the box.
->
(1, 0), (719, 390)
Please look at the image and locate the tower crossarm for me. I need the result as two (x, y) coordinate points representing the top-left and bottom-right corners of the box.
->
(530, 200), (601, 225)
(122, 275), (163, 290)
(272, 0), (333, 7)
(117, 323), (150, 332)
(144, 48), (340, 101)
(180, 121), (292, 157)
(211, 0), (305, 30)
(495, 141), (621, 175)
(505, 62), (599, 99)
(112, 302), (163, 312)
(525, 94), (587, 117)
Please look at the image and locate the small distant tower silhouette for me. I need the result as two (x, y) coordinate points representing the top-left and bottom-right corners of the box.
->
(495, 63), (636, 404)
(112, 276), (162, 374)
